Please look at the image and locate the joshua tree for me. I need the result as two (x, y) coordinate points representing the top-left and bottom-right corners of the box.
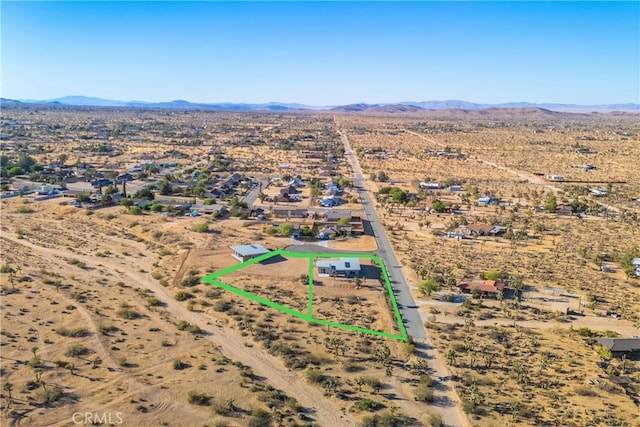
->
(467, 349), (477, 368)
(510, 401), (522, 421)
(538, 352), (550, 374)
(226, 398), (236, 414)
(445, 348), (457, 367)
(464, 318), (475, 332)
(3, 382), (13, 407)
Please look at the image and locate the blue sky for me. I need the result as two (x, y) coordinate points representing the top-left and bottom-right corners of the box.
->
(2, 1), (638, 105)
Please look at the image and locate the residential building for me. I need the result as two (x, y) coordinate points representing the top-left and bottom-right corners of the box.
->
(230, 244), (271, 262)
(595, 338), (640, 357)
(459, 280), (505, 297)
(317, 258), (361, 277)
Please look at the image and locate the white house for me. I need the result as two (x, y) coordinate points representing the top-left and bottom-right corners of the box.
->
(633, 258), (640, 278)
(317, 258), (361, 277)
(477, 196), (498, 206)
(230, 244), (271, 262)
(419, 182), (440, 190)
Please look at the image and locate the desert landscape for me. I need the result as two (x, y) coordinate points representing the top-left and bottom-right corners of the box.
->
(1, 104), (639, 427)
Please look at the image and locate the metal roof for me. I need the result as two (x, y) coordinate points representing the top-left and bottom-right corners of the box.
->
(317, 258), (361, 271)
(596, 338), (640, 352)
(230, 244), (271, 257)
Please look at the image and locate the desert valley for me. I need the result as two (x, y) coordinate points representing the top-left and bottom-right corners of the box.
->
(1, 103), (639, 427)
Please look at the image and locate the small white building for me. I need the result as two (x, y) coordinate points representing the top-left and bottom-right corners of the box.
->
(419, 182), (440, 190)
(545, 174), (564, 182)
(317, 258), (361, 278)
(230, 244), (271, 262)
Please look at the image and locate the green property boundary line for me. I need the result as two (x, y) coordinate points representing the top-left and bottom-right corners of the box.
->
(200, 249), (408, 341)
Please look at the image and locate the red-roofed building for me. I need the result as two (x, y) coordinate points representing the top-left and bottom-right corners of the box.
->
(459, 280), (506, 297)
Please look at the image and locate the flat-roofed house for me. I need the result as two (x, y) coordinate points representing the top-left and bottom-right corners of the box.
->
(317, 258), (361, 278)
(230, 244), (271, 262)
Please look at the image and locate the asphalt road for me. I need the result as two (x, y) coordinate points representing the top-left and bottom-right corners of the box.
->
(339, 132), (426, 339)
(242, 178), (270, 208)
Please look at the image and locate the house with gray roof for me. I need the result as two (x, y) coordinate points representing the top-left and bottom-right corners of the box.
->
(230, 244), (271, 262)
(596, 337), (640, 357)
(317, 258), (361, 278)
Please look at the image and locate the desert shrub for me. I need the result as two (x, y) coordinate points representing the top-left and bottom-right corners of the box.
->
(239, 366), (254, 378)
(128, 206), (143, 215)
(98, 324), (119, 335)
(0, 264), (13, 273)
(55, 360), (71, 369)
(404, 342), (417, 356)
(117, 305), (141, 319)
(342, 361), (364, 372)
(174, 291), (194, 301)
(187, 391), (211, 406)
(364, 377), (382, 393)
(256, 388), (289, 409)
(181, 270), (201, 286)
(360, 410), (408, 427)
(285, 397), (302, 412)
(414, 383), (434, 403)
(173, 359), (190, 370)
(14, 205), (35, 214)
(192, 222), (209, 233)
(418, 374), (434, 387)
(37, 385), (64, 404)
(211, 400), (233, 416)
(577, 327), (596, 337)
(427, 414), (445, 427)
(55, 327), (90, 337)
(176, 320), (190, 330)
(146, 297), (162, 307)
(213, 300), (232, 312)
(175, 320), (203, 335)
(27, 357), (44, 368)
(574, 385), (597, 396)
(247, 408), (271, 427)
(65, 344), (90, 358)
(305, 368), (325, 384)
(355, 398), (381, 412)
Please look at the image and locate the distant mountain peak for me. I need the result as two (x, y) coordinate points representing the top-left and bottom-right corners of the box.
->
(3, 96), (638, 113)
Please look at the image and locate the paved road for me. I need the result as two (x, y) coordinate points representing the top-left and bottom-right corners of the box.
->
(242, 178), (269, 208)
(339, 131), (426, 339)
(286, 243), (374, 255)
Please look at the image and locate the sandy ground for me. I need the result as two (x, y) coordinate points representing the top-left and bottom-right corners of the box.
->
(0, 198), (357, 426)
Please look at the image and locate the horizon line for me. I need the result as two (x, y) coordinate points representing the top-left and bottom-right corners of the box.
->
(5, 95), (639, 108)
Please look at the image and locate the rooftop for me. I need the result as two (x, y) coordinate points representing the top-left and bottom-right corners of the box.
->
(596, 338), (640, 352)
(317, 258), (361, 271)
(230, 244), (271, 257)
(459, 280), (506, 294)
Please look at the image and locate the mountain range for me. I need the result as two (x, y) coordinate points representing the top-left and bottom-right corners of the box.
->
(2, 96), (638, 113)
